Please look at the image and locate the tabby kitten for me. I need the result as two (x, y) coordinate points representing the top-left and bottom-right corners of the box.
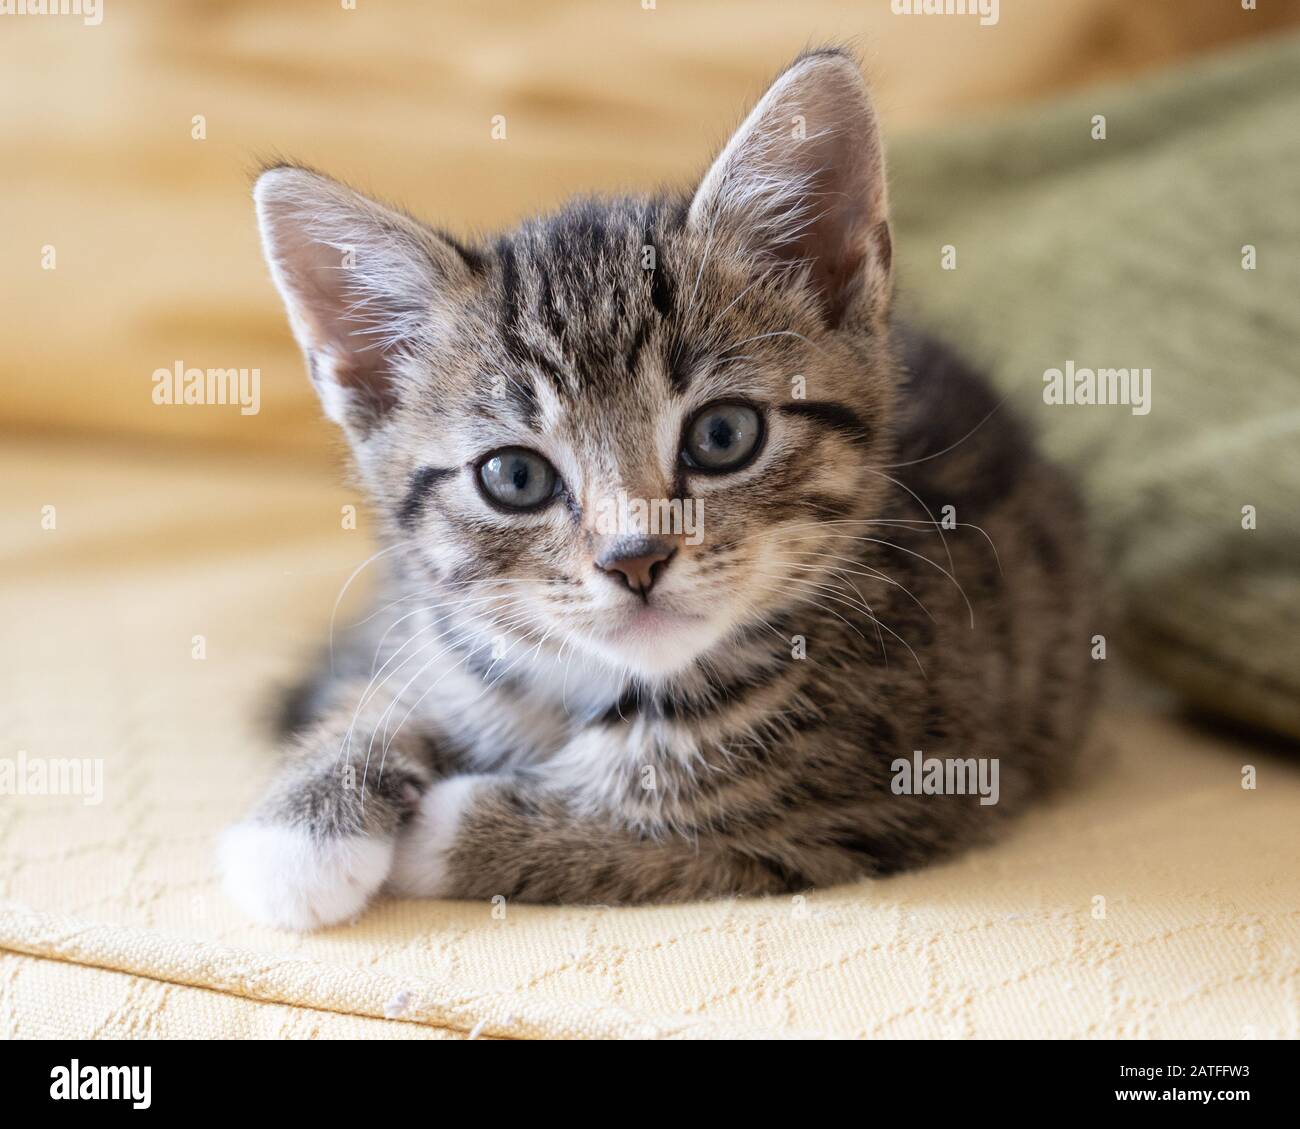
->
(220, 49), (1096, 930)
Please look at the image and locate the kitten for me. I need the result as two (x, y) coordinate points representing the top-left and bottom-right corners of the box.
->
(220, 49), (1097, 930)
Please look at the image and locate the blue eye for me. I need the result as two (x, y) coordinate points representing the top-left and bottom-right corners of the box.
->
(477, 447), (558, 511)
(682, 402), (764, 472)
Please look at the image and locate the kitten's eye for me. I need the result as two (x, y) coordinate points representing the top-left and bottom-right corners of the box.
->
(477, 447), (559, 511)
(682, 401), (764, 472)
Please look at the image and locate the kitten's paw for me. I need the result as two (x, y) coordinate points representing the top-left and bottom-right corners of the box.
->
(218, 822), (394, 931)
(387, 775), (490, 898)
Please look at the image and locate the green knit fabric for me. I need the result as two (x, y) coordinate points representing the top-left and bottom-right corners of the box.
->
(890, 33), (1300, 740)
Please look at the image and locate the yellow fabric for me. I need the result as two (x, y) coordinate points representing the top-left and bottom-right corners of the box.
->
(0, 953), (473, 1040)
(2, 444), (1297, 1039)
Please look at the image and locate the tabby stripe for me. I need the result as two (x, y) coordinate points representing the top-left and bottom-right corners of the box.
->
(832, 831), (916, 877)
(778, 400), (872, 446)
(539, 271), (567, 345)
(597, 663), (789, 726)
(626, 318), (652, 377)
(641, 203), (674, 318)
(794, 492), (856, 520)
(597, 684), (645, 726)
(649, 256), (674, 319)
(496, 241), (567, 395)
(398, 466), (457, 529)
(666, 334), (698, 394)
(437, 227), (488, 276)
(506, 373), (541, 428)
(498, 237), (521, 331)
(751, 854), (812, 892)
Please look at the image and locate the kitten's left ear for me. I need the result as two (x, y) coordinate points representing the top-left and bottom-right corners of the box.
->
(688, 49), (891, 327)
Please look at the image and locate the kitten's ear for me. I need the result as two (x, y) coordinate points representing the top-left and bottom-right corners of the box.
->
(688, 50), (891, 327)
(254, 166), (476, 435)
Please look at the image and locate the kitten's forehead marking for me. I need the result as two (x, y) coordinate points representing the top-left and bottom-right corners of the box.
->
(493, 202), (682, 389)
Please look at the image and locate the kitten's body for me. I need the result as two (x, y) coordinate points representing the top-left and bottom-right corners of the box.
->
(221, 51), (1097, 929)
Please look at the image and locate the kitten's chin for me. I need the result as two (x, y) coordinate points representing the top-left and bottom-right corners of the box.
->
(585, 606), (730, 680)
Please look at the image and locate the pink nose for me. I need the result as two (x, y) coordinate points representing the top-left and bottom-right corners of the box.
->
(595, 536), (676, 596)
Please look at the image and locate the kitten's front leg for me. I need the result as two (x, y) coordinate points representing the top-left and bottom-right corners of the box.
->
(388, 774), (794, 906)
(219, 679), (436, 930)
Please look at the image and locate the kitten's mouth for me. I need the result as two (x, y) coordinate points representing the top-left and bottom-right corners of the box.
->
(582, 601), (726, 678)
(606, 604), (704, 639)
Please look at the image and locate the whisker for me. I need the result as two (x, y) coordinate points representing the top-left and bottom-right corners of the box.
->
(361, 605), (542, 796)
(776, 516), (1003, 577)
(750, 570), (870, 645)
(775, 554), (937, 623)
(328, 541), (412, 673)
(875, 395), (1007, 470)
(375, 606), (550, 770)
(752, 570), (927, 679)
(773, 530), (974, 628)
(857, 465), (958, 581)
(715, 327), (831, 361)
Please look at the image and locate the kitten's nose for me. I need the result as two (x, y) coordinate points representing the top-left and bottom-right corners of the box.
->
(595, 536), (676, 598)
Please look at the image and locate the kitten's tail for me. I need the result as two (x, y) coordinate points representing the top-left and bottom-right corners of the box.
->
(262, 649), (344, 742)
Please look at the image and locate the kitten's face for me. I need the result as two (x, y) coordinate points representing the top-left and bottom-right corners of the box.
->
(256, 50), (895, 683)
(372, 209), (896, 680)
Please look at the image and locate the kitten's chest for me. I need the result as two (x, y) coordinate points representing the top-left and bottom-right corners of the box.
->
(418, 645), (627, 772)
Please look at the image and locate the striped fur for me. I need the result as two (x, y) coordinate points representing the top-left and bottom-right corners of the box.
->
(223, 50), (1098, 927)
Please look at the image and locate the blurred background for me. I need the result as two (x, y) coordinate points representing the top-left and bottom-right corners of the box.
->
(3, 0), (1298, 460)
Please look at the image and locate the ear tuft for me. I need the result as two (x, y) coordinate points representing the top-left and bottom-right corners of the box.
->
(254, 166), (473, 435)
(689, 49), (891, 326)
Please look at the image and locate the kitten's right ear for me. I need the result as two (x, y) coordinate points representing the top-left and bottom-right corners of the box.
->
(253, 166), (476, 436)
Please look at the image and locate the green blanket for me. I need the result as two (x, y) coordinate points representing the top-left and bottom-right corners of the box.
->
(891, 32), (1300, 741)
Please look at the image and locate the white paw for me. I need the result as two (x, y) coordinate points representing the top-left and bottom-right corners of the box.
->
(387, 775), (490, 898)
(218, 822), (394, 931)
